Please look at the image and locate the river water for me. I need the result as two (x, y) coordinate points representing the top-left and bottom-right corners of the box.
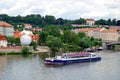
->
(0, 50), (120, 80)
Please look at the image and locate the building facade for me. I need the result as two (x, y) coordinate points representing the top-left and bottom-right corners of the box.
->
(0, 34), (7, 47)
(14, 30), (21, 38)
(72, 27), (119, 42)
(72, 28), (104, 39)
(86, 18), (95, 26)
(100, 29), (119, 42)
(24, 24), (32, 29)
(0, 21), (14, 36)
(14, 30), (39, 42)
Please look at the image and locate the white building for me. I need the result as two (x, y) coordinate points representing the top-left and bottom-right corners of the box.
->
(24, 24), (32, 29)
(20, 30), (33, 36)
(0, 34), (7, 47)
(86, 18), (95, 26)
(0, 21), (14, 36)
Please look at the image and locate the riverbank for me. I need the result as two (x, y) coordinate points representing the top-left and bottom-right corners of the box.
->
(0, 46), (51, 55)
(0, 46), (22, 52)
(0, 51), (23, 55)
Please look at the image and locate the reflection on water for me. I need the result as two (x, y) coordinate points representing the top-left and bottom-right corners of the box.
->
(0, 50), (120, 80)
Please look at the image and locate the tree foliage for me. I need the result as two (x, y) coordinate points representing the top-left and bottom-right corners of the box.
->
(0, 14), (117, 30)
(45, 35), (63, 52)
(43, 25), (60, 37)
(95, 18), (117, 25)
(14, 37), (20, 46)
(39, 26), (102, 52)
(44, 15), (56, 25)
(79, 36), (91, 48)
(38, 31), (49, 45)
(56, 18), (64, 25)
(63, 30), (79, 45)
(72, 18), (86, 24)
(22, 46), (30, 54)
(78, 32), (86, 38)
(7, 36), (20, 46)
(30, 41), (37, 50)
(117, 20), (120, 26)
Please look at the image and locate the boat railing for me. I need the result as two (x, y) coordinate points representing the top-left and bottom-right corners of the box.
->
(46, 52), (97, 59)
(66, 52), (90, 57)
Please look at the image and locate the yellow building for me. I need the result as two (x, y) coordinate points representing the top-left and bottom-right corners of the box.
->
(72, 28), (104, 38)
(100, 29), (119, 42)
(72, 28), (119, 42)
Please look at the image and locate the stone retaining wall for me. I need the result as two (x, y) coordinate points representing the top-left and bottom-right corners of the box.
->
(0, 46), (22, 52)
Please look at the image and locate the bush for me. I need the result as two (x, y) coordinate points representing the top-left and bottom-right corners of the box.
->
(22, 46), (30, 54)
(0, 51), (23, 55)
(7, 52), (22, 55)
(30, 41), (37, 51)
(0, 52), (6, 55)
(33, 42), (37, 50)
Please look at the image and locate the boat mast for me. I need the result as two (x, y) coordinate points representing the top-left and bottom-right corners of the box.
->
(89, 54), (92, 62)
(47, 53), (50, 58)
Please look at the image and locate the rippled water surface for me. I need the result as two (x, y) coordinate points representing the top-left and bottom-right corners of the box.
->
(0, 50), (120, 80)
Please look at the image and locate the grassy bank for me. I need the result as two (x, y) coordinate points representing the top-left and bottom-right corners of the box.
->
(0, 51), (32, 55)
(0, 46), (33, 55)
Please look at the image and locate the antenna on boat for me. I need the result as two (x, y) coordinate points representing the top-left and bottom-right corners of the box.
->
(47, 53), (50, 58)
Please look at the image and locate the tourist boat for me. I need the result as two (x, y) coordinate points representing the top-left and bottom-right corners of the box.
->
(44, 52), (101, 66)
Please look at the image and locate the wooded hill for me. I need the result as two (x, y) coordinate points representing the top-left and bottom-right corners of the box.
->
(0, 14), (119, 29)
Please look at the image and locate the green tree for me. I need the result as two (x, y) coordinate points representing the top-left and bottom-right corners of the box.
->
(7, 36), (21, 46)
(78, 32), (86, 38)
(107, 18), (112, 25)
(30, 41), (37, 50)
(0, 14), (10, 21)
(61, 30), (80, 52)
(7, 36), (15, 45)
(38, 31), (49, 45)
(95, 19), (107, 25)
(56, 18), (64, 25)
(22, 46), (30, 54)
(79, 36), (91, 49)
(44, 15), (56, 24)
(112, 18), (116, 25)
(33, 42), (37, 50)
(43, 25), (60, 37)
(14, 37), (20, 46)
(73, 18), (86, 24)
(63, 20), (72, 30)
(45, 35), (63, 52)
(63, 30), (80, 45)
(117, 20), (120, 26)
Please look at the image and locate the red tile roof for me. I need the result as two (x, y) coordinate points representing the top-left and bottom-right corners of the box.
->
(109, 26), (120, 30)
(14, 30), (39, 42)
(86, 18), (95, 21)
(24, 24), (32, 27)
(32, 34), (39, 41)
(14, 30), (21, 37)
(101, 29), (117, 33)
(31, 27), (42, 32)
(0, 34), (7, 40)
(76, 28), (102, 32)
(0, 21), (13, 27)
(79, 28), (89, 32)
